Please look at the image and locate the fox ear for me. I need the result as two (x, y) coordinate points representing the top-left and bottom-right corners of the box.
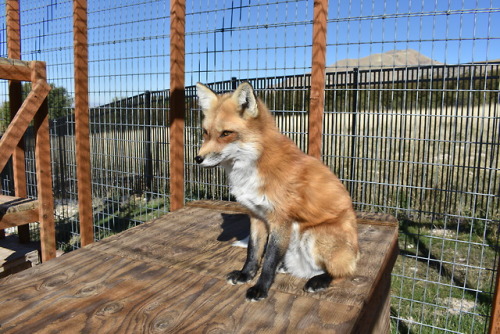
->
(196, 83), (217, 114)
(232, 82), (258, 119)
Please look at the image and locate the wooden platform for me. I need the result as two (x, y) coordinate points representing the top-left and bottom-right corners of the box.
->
(0, 235), (40, 278)
(0, 201), (398, 333)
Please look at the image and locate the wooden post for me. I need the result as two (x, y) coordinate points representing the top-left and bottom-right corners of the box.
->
(73, 0), (93, 245)
(308, 0), (328, 159)
(169, 0), (185, 211)
(490, 255), (500, 333)
(31, 61), (56, 261)
(6, 0), (29, 242)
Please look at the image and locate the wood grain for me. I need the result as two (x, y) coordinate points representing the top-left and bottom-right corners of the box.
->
(0, 58), (31, 81)
(0, 56), (56, 259)
(0, 195), (38, 214)
(308, 0), (328, 158)
(0, 79), (50, 172)
(31, 61), (56, 262)
(0, 201), (398, 333)
(169, 0), (185, 211)
(0, 235), (40, 278)
(73, 0), (94, 246)
(6, 1), (30, 243)
(0, 195), (39, 229)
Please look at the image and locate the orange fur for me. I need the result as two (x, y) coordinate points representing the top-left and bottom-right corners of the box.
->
(196, 82), (359, 294)
(254, 99), (359, 277)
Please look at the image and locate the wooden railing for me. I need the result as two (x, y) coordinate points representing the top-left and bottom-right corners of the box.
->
(0, 58), (55, 262)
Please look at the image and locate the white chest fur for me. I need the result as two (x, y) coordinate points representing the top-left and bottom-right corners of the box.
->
(222, 143), (272, 219)
(222, 144), (322, 279)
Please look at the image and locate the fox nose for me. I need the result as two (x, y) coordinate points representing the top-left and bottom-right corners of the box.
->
(195, 155), (204, 164)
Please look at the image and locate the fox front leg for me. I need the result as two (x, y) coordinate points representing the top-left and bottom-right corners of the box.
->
(246, 225), (290, 301)
(227, 217), (267, 284)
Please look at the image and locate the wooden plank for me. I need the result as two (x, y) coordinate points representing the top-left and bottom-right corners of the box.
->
(490, 253), (500, 334)
(0, 202), (398, 333)
(0, 79), (51, 172)
(356, 211), (399, 226)
(0, 247), (360, 333)
(0, 58), (29, 67)
(0, 210), (39, 229)
(73, 0), (94, 246)
(6, 0), (21, 61)
(186, 199), (252, 214)
(353, 227), (399, 332)
(0, 196), (39, 229)
(188, 200), (399, 226)
(0, 59), (31, 82)
(169, 0), (185, 211)
(0, 195), (38, 214)
(31, 61), (56, 262)
(308, 0), (328, 158)
(87, 204), (398, 308)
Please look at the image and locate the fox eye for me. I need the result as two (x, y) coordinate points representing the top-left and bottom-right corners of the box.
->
(220, 130), (233, 138)
(202, 128), (208, 135)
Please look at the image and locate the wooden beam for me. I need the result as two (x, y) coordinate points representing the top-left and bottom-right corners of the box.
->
(308, 0), (328, 159)
(169, 0), (185, 211)
(490, 255), (500, 333)
(6, 1), (21, 61)
(0, 59), (31, 82)
(6, 0), (29, 242)
(0, 79), (50, 172)
(73, 0), (93, 246)
(31, 61), (56, 262)
(0, 195), (39, 228)
(0, 210), (39, 229)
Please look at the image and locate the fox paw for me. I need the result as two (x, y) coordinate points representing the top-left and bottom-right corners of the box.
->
(246, 285), (268, 301)
(276, 262), (288, 274)
(304, 273), (333, 293)
(227, 270), (252, 285)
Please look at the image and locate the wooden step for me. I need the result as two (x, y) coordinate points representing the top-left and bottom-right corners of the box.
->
(0, 195), (39, 229)
(0, 235), (40, 278)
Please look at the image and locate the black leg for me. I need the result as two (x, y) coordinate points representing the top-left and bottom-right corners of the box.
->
(304, 272), (333, 292)
(227, 219), (267, 285)
(227, 235), (261, 284)
(246, 233), (286, 301)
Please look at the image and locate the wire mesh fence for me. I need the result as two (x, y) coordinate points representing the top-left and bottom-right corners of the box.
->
(0, 0), (499, 333)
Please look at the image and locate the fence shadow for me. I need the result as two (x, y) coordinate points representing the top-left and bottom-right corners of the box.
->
(399, 217), (493, 306)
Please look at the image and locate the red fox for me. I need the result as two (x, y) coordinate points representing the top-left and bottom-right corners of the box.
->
(195, 82), (359, 301)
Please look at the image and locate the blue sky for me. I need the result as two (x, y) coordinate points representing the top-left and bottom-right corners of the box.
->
(1, 0), (499, 106)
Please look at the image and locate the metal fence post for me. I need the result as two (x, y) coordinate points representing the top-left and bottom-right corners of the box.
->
(144, 91), (152, 200)
(350, 67), (359, 188)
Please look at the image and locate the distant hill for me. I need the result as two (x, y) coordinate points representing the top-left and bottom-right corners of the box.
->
(280, 49), (444, 88)
(326, 49), (443, 72)
(279, 49), (500, 88)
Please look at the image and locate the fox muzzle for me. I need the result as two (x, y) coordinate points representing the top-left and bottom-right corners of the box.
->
(195, 155), (204, 164)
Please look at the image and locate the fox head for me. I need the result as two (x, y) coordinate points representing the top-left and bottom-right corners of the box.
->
(195, 82), (264, 168)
